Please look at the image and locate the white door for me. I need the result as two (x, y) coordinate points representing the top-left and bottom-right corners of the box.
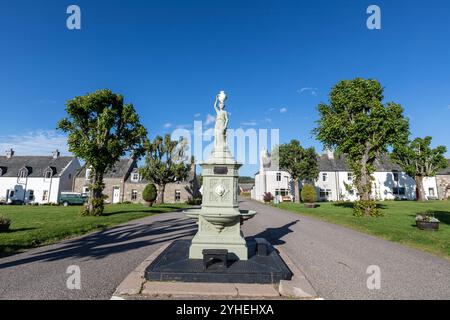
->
(112, 187), (120, 204)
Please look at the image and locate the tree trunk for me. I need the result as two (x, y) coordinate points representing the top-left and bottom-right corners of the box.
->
(85, 171), (105, 216)
(356, 155), (374, 216)
(415, 176), (426, 201)
(157, 184), (166, 204)
(294, 178), (300, 203)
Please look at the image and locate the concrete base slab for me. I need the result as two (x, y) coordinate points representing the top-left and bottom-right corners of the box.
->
(112, 241), (319, 300)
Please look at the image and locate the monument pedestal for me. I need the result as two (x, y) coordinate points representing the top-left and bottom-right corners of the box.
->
(186, 147), (256, 260)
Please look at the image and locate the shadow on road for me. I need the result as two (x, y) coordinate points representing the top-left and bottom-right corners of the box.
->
(250, 220), (300, 245)
(0, 218), (197, 269)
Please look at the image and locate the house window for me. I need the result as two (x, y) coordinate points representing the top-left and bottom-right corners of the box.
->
(347, 173), (352, 181)
(28, 190), (34, 201)
(19, 170), (27, 179)
(42, 190), (49, 201)
(276, 173), (281, 182)
(175, 190), (181, 202)
(83, 187), (90, 194)
(275, 189), (289, 196)
(9, 190), (15, 198)
(393, 187), (406, 196)
(131, 173), (140, 182)
(68, 174), (72, 180)
(319, 189), (332, 198)
(393, 172), (399, 182)
(131, 189), (138, 201)
(429, 188), (435, 197)
(322, 173), (328, 182)
(45, 171), (52, 179)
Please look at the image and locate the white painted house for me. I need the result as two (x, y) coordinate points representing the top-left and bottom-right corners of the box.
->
(0, 149), (81, 204)
(252, 149), (440, 202)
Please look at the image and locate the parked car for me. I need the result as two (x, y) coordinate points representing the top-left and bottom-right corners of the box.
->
(58, 192), (88, 207)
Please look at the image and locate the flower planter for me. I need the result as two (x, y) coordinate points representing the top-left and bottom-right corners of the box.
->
(304, 203), (317, 208)
(416, 221), (439, 231)
(0, 224), (10, 233)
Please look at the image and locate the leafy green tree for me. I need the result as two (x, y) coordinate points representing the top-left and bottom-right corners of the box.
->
(142, 184), (158, 206)
(140, 134), (191, 204)
(392, 136), (447, 201)
(314, 78), (409, 216)
(58, 89), (147, 216)
(278, 140), (319, 203)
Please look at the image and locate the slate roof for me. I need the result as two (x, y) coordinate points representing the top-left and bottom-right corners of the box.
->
(318, 153), (402, 172)
(256, 153), (402, 175)
(0, 156), (75, 178)
(76, 159), (134, 179)
(437, 159), (450, 175)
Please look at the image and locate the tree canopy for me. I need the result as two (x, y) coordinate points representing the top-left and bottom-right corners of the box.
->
(392, 136), (447, 201)
(58, 89), (147, 215)
(140, 134), (191, 204)
(278, 140), (319, 203)
(314, 78), (409, 216)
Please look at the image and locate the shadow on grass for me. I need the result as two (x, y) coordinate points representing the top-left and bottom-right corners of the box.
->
(333, 202), (388, 210)
(102, 206), (186, 216)
(3, 228), (37, 233)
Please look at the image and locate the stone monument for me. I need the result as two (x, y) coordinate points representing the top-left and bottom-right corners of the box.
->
(185, 91), (257, 260)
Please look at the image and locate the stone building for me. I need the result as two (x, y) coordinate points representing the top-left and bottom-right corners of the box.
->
(73, 158), (199, 204)
(436, 159), (450, 200)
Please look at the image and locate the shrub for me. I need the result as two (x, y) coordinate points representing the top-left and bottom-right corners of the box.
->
(301, 184), (317, 203)
(0, 215), (11, 232)
(142, 184), (157, 206)
(0, 215), (11, 225)
(353, 200), (382, 217)
(263, 192), (274, 203)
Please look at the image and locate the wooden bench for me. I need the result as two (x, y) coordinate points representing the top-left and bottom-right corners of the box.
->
(202, 249), (228, 271)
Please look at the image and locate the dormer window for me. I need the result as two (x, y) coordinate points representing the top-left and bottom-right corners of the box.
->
(45, 171), (52, 179)
(131, 172), (140, 182)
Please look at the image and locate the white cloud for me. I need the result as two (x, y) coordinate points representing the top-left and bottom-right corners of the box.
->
(163, 123), (172, 129)
(204, 114), (216, 126)
(194, 113), (201, 118)
(241, 120), (258, 126)
(280, 107), (288, 114)
(176, 124), (192, 129)
(297, 87), (318, 96)
(0, 130), (69, 156)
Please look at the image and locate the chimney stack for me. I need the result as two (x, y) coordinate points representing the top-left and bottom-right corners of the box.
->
(5, 148), (14, 159)
(52, 149), (60, 159)
(325, 148), (334, 160)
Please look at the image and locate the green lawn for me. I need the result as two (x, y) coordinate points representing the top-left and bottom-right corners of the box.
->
(275, 201), (450, 260)
(0, 203), (188, 255)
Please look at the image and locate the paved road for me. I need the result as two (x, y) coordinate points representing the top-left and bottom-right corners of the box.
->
(0, 199), (449, 299)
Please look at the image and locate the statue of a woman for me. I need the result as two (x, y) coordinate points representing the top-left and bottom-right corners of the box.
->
(214, 91), (229, 149)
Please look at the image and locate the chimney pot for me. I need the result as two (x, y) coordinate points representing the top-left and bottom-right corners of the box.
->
(5, 148), (14, 159)
(52, 149), (60, 159)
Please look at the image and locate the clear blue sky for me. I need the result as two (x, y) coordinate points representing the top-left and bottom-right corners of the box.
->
(1, 0), (449, 176)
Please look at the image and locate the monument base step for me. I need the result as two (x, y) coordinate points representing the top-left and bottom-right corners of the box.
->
(144, 239), (293, 284)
